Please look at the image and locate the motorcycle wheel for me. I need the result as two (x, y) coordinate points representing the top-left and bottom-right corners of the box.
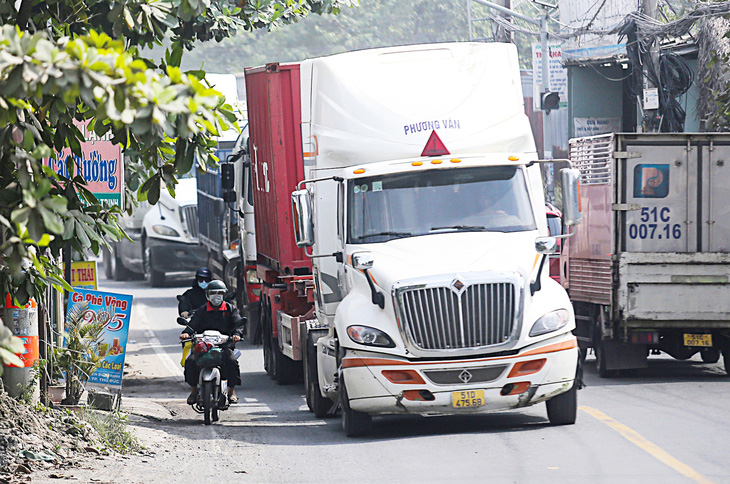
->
(203, 381), (213, 425)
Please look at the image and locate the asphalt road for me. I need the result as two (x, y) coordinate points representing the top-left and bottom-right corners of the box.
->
(34, 272), (730, 484)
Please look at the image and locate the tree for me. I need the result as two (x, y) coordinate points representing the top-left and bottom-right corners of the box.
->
(175, 0), (472, 70)
(0, 0), (352, 367)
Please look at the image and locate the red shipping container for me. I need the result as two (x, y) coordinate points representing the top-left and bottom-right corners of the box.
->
(245, 63), (312, 276)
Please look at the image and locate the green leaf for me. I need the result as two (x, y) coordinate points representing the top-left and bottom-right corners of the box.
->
(38, 205), (64, 234)
(42, 196), (68, 213)
(27, 211), (45, 243)
(75, 221), (91, 247)
(62, 218), (75, 239)
(170, 44), (183, 68)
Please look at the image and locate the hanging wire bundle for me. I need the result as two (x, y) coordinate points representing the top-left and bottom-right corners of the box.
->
(483, 0), (723, 132)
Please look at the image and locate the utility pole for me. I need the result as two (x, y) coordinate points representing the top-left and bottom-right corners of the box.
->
(642, 0), (659, 132)
(472, 0), (558, 159)
(494, 0), (513, 43)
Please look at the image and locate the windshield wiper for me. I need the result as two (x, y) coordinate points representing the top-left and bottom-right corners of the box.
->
(358, 231), (414, 240)
(430, 225), (487, 232)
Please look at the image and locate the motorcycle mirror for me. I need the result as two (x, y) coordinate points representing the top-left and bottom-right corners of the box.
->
(177, 316), (189, 326)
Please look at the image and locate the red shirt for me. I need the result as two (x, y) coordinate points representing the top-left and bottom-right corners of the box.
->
(206, 301), (228, 311)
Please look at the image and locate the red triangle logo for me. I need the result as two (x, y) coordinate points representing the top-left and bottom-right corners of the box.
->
(421, 130), (450, 157)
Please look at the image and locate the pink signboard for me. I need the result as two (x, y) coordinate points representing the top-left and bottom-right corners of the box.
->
(45, 120), (124, 207)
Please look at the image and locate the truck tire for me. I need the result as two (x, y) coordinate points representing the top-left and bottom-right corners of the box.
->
(594, 312), (618, 378)
(723, 347), (730, 376)
(261, 299), (274, 379)
(105, 245), (131, 281)
(143, 244), (165, 287)
(273, 339), (300, 385)
(595, 339), (618, 378)
(700, 348), (720, 364)
(340, 378), (372, 437)
(103, 247), (114, 280)
(261, 296), (300, 384)
(246, 301), (261, 346)
(304, 332), (334, 418)
(546, 381), (577, 425)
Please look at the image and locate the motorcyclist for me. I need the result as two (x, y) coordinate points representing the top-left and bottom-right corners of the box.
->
(178, 267), (212, 318)
(179, 280), (245, 404)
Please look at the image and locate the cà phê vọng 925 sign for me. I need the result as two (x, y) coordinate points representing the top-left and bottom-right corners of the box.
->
(66, 289), (133, 388)
(44, 120), (124, 208)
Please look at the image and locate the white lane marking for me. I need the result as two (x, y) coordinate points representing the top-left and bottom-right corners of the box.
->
(144, 329), (184, 378)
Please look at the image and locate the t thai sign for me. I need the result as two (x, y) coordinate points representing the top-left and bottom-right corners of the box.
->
(45, 120), (124, 207)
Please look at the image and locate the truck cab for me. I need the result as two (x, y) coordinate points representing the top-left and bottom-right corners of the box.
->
(104, 174), (206, 285)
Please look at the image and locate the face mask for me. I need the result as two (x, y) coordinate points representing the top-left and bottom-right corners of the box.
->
(198, 281), (210, 290)
(209, 294), (224, 306)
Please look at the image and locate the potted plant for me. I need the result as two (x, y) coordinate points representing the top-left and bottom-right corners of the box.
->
(56, 301), (109, 406)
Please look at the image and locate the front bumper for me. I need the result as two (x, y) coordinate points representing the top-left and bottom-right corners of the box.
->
(341, 333), (578, 416)
(147, 238), (207, 274)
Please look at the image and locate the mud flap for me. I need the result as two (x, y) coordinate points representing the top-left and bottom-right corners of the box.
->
(604, 341), (648, 370)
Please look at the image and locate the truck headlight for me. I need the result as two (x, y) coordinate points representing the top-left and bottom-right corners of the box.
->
(152, 225), (180, 237)
(529, 309), (569, 337)
(346, 325), (395, 348)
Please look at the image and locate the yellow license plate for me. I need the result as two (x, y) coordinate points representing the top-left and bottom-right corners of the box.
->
(452, 390), (485, 408)
(684, 333), (712, 347)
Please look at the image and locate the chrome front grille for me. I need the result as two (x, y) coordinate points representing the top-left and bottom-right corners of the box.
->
(181, 205), (199, 238)
(395, 282), (517, 351)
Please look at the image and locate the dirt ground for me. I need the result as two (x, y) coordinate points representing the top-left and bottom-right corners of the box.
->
(0, 383), (123, 484)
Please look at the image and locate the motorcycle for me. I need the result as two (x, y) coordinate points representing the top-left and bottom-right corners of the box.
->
(178, 317), (232, 425)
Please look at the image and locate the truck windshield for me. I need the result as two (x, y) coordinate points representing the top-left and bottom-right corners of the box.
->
(347, 165), (536, 244)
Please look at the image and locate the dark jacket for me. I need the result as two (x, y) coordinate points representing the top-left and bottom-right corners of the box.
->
(183, 301), (246, 345)
(178, 284), (207, 315)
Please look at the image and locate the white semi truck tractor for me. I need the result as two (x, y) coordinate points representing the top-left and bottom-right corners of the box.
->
(244, 42), (582, 436)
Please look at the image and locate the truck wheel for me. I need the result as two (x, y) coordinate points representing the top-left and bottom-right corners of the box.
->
(105, 245), (131, 281)
(262, 300), (275, 379)
(261, 296), (300, 385)
(246, 302), (261, 346)
(594, 312), (618, 378)
(546, 382), (577, 425)
(103, 247), (114, 280)
(723, 348), (730, 376)
(143, 245), (165, 287)
(305, 333), (334, 418)
(273, 339), (300, 385)
(223, 261), (237, 295)
(700, 348), (720, 364)
(340, 378), (372, 437)
(595, 340), (618, 378)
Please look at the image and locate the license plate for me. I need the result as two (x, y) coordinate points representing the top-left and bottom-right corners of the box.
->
(452, 390), (485, 408)
(684, 333), (712, 347)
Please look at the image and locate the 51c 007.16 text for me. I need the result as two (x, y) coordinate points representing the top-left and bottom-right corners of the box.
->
(628, 206), (682, 240)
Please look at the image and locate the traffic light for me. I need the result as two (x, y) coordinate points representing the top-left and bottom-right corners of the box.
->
(540, 91), (560, 113)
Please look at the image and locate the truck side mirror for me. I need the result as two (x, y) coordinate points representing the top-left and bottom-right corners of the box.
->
(535, 236), (559, 255)
(560, 168), (582, 226)
(221, 162), (235, 191)
(291, 189), (315, 247)
(222, 191), (236, 203)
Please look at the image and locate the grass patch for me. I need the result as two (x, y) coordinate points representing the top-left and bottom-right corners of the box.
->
(81, 410), (142, 454)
